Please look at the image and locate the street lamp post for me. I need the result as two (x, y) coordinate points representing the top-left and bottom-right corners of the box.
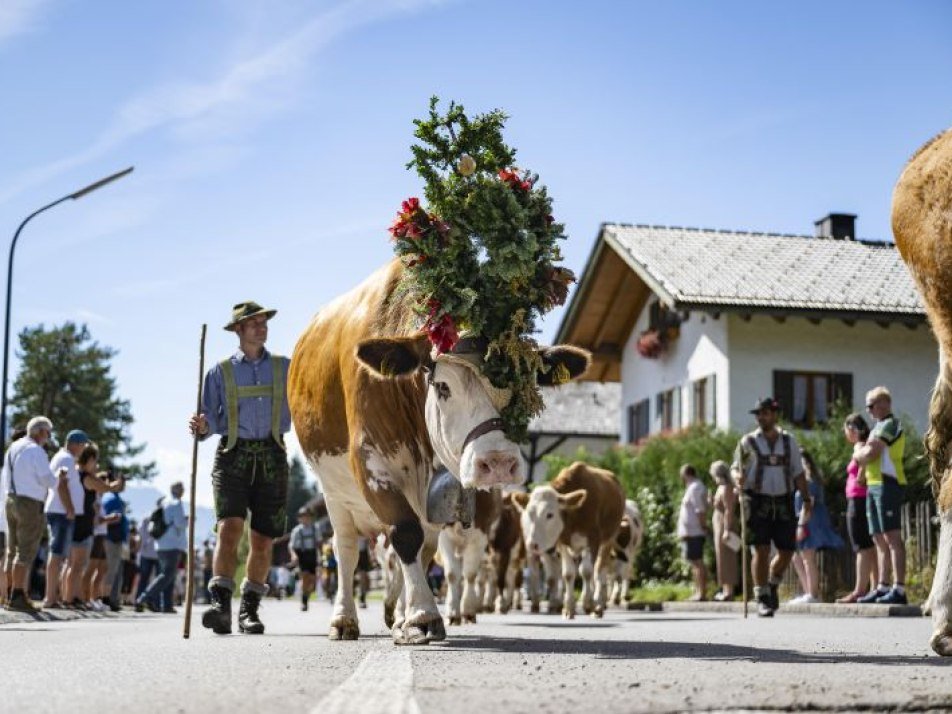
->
(1, 166), (134, 443)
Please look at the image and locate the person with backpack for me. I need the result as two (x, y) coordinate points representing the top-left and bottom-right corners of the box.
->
(134, 482), (186, 613)
(731, 397), (813, 617)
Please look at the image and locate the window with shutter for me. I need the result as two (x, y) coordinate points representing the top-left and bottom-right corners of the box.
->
(773, 369), (853, 427)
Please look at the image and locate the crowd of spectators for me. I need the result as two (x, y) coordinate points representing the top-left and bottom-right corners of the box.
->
(677, 386), (909, 608)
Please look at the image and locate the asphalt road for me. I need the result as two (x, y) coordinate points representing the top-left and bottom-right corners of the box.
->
(0, 598), (948, 713)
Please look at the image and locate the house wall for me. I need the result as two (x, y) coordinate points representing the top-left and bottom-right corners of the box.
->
(727, 314), (938, 435)
(620, 303), (730, 440)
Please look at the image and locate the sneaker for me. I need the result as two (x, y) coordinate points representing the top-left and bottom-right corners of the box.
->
(69, 598), (88, 611)
(875, 588), (908, 605)
(857, 587), (888, 604)
(133, 602), (144, 613)
(786, 594), (806, 605)
(87, 600), (104, 612)
(798, 594), (820, 604)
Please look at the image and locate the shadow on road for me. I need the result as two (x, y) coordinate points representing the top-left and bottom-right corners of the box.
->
(428, 637), (945, 666)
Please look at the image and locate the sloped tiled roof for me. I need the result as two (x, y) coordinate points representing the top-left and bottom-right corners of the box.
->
(528, 382), (620, 437)
(602, 224), (925, 317)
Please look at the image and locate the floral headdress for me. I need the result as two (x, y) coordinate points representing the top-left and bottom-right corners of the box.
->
(389, 97), (574, 442)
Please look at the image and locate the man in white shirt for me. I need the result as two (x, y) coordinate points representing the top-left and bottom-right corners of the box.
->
(135, 482), (187, 613)
(2, 416), (66, 612)
(676, 464), (709, 601)
(43, 429), (89, 608)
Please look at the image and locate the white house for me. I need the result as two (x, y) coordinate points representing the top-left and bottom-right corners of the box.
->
(555, 214), (937, 441)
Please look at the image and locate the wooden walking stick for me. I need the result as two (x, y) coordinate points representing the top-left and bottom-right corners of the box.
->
(183, 324), (207, 639)
(738, 486), (748, 619)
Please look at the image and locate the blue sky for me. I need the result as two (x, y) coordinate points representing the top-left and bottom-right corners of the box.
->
(1, 0), (950, 508)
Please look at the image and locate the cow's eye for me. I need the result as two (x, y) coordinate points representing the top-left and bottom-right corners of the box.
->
(433, 381), (451, 400)
(546, 513), (553, 520)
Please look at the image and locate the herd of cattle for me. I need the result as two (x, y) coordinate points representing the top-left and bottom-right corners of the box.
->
(375, 462), (644, 630)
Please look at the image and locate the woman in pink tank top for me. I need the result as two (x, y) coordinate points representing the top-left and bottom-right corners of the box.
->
(837, 413), (880, 603)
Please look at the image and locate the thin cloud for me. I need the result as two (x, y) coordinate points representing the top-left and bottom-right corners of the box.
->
(0, 0), (50, 44)
(0, 0), (449, 206)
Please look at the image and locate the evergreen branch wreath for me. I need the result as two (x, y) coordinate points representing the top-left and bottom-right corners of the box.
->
(388, 97), (575, 442)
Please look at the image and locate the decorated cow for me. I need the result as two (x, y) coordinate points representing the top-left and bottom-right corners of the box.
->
(610, 499), (644, 607)
(289, 99), (589, 644)
(891, 127), (952, 656)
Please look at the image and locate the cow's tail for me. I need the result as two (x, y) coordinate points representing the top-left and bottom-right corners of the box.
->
(925, 354), (952, 503)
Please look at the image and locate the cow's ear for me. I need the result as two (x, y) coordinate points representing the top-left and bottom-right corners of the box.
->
(509, 491), (529, 513)
(537, 345), (591, 386)
(557, 489), (587, 511)
(356, 333), (431, 378)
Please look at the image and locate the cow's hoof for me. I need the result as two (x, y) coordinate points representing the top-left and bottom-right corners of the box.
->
(426, 617), (447, 642)
(395, 625), (428, 645)
(497, 604), (511, 615)
(463, 614), (477, 624)
(448, 615), (462, 626)
(582, 602), (595, 615)
(384, 604), (395, 630)
(612, 596), (621, 607)
(328, 616), (359, 641)
(530, 603), (540, 614)
(592, 607), (604, 619)
(930, 626), (952, 656)
(562, 609), (575, 620)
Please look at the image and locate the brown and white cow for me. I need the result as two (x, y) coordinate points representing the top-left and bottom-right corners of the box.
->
(892, 127), (952, 656)
(515, 462), (626, 619)
(288, 260), (589, 644)
(610, 499), (644, 606)
(438, 490), (501, 625)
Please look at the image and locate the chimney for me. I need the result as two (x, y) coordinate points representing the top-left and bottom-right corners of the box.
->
(814, 213), (857, 240)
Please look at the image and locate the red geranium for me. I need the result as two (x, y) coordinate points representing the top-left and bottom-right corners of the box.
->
(498, 168), (531, 192)
(425, 301), (459, 354)
(389, 197), (426, 240)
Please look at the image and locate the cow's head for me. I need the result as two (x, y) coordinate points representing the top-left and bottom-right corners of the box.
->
(356, 334), (589, 488)
(513, 485), (586, 554)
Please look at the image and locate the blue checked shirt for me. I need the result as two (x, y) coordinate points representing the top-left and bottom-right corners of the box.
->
(200, 349), (292, 442)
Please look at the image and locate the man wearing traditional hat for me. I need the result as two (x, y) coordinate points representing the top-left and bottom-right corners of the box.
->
(731, 397), (812, 617)
(189, 301), (291, 635)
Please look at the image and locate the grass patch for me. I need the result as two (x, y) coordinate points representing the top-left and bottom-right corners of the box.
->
(627, 581), (693, 603)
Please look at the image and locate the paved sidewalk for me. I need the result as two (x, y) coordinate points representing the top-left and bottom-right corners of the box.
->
(628, 599), (924, 617)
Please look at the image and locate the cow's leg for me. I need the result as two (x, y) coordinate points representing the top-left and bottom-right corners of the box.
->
(930, 487), (952, 655)
(560, 547), (578, 620)
(620, 549), (635, 605)
(579, 547), (595, 615)
(481, 555), (497, 613)
(392, 519), (444, 646)
(592, 542), (613, 618)
(461, 532), (487, 622)
(438, 529), (463, 626)
(512, 552), (524, 610)
(495, 547), (512, 614)
(326, 507), (361, 641)
(543, 551), (562, 614)
(610, 558), (622, 606)
(526, 553), (541, 613)
(383, 549), (404, 630)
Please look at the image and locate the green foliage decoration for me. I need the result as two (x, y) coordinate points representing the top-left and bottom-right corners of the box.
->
(389, 97), (574, 442)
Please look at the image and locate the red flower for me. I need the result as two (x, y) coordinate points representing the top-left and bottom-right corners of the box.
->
(389, 196), (426, 240)
(498, 168), (531, 192)
(425, 301), (459, 354)
(636, 330), (664, 359)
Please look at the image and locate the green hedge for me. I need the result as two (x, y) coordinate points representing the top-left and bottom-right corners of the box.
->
(542, 415), (930, 587)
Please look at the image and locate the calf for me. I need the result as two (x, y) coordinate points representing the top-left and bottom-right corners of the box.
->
(610, 499), (644, 606)
(516, 462), (625, 618)
(438, 490), (500, 625)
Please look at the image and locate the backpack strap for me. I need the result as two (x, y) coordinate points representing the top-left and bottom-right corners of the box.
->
(220, 354), (288, 451)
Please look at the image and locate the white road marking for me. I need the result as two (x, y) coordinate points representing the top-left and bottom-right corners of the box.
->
(311, 649), (421, 714)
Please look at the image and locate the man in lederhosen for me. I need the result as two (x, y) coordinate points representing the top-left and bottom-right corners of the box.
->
(189, 301), (291, 635)
(731, 397), (813, 617)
